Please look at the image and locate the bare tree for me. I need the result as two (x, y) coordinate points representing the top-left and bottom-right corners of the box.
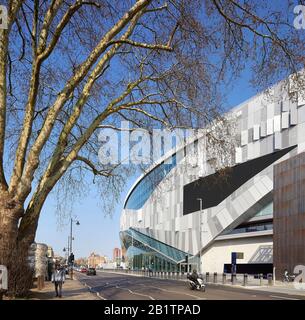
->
(0, 0), (304, 296)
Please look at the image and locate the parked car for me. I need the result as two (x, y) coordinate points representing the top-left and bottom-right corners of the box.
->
(86, 268), (96, 276)
(80, 267), (87, 273)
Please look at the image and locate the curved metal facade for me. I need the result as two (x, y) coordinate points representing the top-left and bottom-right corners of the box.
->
(120, 75), (305, 272)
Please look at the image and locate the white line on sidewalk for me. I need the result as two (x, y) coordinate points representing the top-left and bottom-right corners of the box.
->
(270, 295), (300, 300)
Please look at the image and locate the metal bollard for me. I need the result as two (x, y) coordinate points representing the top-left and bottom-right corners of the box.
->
(259, 273), (263, 286)
(213, 272), (217, 283)
(243, 274), (248, 286)
(222, 273), (226, 284)
(267, 273), (273, 286)
(206, 272), (210, 283)
(232, 273), (237, 285)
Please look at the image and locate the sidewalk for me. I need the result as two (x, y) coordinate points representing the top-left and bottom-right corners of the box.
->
(215, 275), (305, 297)
(28, 276), (98, 300)
(240, 281), (305, 297)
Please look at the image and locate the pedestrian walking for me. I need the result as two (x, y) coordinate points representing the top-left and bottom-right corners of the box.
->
(51, 264), (66, 298)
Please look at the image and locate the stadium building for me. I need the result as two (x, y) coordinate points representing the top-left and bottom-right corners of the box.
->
(120, 74), (305, 278)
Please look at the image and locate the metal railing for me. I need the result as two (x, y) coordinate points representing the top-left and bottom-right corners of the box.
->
(98, 269), (274, 286)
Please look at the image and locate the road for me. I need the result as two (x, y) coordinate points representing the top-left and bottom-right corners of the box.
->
(76, 271), (305, 300)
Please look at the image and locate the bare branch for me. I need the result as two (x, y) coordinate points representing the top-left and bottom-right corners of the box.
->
(75, 156), (112, 177)
(11, 0), (152, 198)
(144, 3), (168, 13)
(108, 39), (173, 52)
(38, 1), (101, 60)
(38, 0), (64, 54)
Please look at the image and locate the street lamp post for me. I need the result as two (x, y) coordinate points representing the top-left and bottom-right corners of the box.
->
(197, 198), (204, 274)
(69, 218), (80, 279)
(131, 229), (134, 271)
(66, 236), (70, 263)
(63, 244), (69, 265)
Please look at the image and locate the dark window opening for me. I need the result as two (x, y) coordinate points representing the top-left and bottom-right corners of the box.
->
(183, 146), (296, 215)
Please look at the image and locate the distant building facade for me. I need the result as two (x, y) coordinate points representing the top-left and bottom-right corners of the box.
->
(75, 257), (88, 266)
(88, 252), (107, 268)
(113, 248), (122, 265)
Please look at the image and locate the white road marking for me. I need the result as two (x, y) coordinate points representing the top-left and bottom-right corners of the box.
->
(83, 274), (204, 300)
(115, 285), (155, 300)
(96, 292), (107, 300)
(84, 282), (107, 300)
(270, 295), (300, 300)
(139, 284), (206, 300)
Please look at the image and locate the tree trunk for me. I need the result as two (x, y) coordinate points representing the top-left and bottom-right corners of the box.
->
(0, 191), (33, 297)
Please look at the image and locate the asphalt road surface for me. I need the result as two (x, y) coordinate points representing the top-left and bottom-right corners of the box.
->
(76, 271), (305, 300)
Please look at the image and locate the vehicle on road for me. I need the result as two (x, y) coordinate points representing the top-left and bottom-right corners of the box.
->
(283, 270), (295, 282)
(187, 273), (206, 292)
(86, 268), (96, 276)
(80, 267), (87, 273)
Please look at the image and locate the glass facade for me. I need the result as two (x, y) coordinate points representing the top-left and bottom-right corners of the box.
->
(124, 154), (177, 210)
(222, 202), (273, 236)
(120, 228), (196, 272)
(223, 221), (273, 235)
(254, 201), (273, 217)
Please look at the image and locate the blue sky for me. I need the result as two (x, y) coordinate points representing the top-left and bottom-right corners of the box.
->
(35, 68), (256, 259)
